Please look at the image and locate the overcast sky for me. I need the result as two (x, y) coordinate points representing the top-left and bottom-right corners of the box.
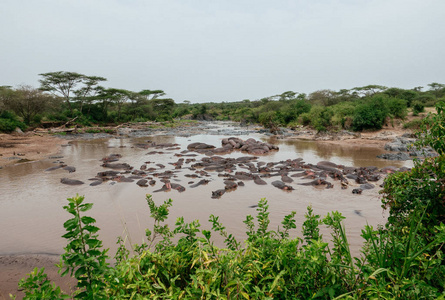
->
(1, 0), (444, 103)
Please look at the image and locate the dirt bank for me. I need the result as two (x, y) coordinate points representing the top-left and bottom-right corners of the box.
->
(0, 254), (76, 300)
(0, 133), (69, 168)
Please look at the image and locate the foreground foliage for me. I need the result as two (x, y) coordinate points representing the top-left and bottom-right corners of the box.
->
(15, 194), (445, 299)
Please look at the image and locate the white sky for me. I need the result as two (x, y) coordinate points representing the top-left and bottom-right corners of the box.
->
(1, 0), (444, 103)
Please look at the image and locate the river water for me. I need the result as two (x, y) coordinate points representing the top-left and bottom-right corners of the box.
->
(0, 123), (412, 257)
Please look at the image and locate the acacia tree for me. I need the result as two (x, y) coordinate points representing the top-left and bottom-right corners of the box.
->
(150, 98), (176, 121)
(73, 76), (107, 114)
(103, 88), (132, 121)
(3, 85), (53, 124)
(39, 71), (85, 114)
(352, 85), (388, 97)
(139, 89), (165, 101)
(427, 82), (445, 99)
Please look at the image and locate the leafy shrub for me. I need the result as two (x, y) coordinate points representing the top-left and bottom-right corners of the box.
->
(412, 100), (425, 115)
(386, 97), (407, 119)
(382, 101), (445, 236)
(0, 111), (27, 132)
(331, 102), (356, 129)
(298, 112), (311, 126)
(258, 111), (278, 128)
(352, 95), (389, 131)
(309, 105), (333, 132)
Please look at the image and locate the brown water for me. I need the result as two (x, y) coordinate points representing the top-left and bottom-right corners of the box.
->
(0, 131), (411, 257)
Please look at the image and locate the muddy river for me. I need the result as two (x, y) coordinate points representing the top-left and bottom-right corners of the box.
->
(0, 124), (412, 257)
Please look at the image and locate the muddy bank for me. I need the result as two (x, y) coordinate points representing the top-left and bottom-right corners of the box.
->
(0, 254), (75, 300)
(0, 133), (69, 168)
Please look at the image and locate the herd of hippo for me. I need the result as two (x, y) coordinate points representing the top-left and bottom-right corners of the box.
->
(46, 136), (410, 199)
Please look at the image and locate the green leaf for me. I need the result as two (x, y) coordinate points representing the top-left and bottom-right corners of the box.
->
(81, 216), (96, 225)
(84, 225), (100, 233)
(63, 218), (78, 230)
(74, 266), (87, 279)
(79, 203), (93, 212)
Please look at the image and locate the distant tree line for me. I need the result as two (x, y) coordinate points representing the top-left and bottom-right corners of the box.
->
(189, 83), (444, 132)
(1, 71), (444, 133)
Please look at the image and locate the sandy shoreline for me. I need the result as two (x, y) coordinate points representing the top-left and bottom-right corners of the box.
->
(0, 133), (69, 168)
(0, 254), (76, 300)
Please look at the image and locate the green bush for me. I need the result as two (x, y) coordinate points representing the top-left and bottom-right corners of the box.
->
(331, 102), (356, 129)
(309, 105), (333, 132)
(412, 100), (425, 116)
(352, 95), (389, 131)
(298, 112), (311, 126)
(386, 97), (407, 119)
(0, 111), (27, 132)
(382, 101), (445, 236)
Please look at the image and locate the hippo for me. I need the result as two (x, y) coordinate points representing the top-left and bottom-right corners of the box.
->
(136, 179), (148, 187)
(45, 164), (66, 171)
(317, 161), (338, 169)
(224, 180), (238, 191)
(299, 179), (333, 188)
(187, 142), (216, 152)
(101, 154), (122, 162)
(63, 166), (76, 173)
(190, 179), (210, 188)
(90, 180), (102, 186)
(97, 170), (120, 178)
(360, 183), (375, 190)
(116, 176), (134, 183)
(355, 176), (367, 184)
(102, 162), (132, 170)
(253, 175), (267, 185)
(366, 174), (381, 182)
(234, 171), (253, 180)
(211, 189), (226, 199)
(271, 180), (294, 191)
(281, 174), (293, 183)
(61, 178), (84, 185)
(170, 183), (186, 193)
(153, 181), (172, 192)
(352, 188), (363, 194)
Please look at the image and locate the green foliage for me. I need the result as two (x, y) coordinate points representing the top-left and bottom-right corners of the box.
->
(382, 101), (445, 238)
(352, 95), (389, 131)
(17, 192), (445, 299)
(309, 105), (333, 132)
(417, 101), (445, 155)
(386, 97), (408, 119)
(0, 110), (27, 132)
(330, 101), (356, 129)
(360, 222), (445, 299)
(59, 194), (110, 299)
(17, 267), (69, 300)
(412, 100), (425, 115)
